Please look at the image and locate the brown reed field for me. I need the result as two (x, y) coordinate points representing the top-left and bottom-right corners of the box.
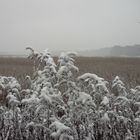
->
(0, 56), (140, 88)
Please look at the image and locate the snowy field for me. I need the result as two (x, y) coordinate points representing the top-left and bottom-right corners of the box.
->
(0, 48), (140, 140)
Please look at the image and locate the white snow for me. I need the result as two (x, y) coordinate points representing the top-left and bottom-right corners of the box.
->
(77, 92), (92, 104)
(50, 120), (71, 138)
(101, 96), (109, 105)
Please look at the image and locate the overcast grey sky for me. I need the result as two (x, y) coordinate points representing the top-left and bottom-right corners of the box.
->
(0, 0), (140, 54)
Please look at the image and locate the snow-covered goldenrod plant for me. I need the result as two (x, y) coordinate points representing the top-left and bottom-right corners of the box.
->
(0, 48), (140, 140)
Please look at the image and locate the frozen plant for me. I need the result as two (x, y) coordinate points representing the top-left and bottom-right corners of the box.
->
(0, 48), (140, 140)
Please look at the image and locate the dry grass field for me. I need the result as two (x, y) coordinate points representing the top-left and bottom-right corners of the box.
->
(76, 57), (140, 88)
(0, 57), (140, 88)
(0, 57), (33, 88)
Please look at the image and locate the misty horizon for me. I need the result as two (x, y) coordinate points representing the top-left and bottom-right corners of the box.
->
(0, 0), (140, 55)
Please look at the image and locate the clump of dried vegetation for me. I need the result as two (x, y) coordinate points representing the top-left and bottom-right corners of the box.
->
(0, 49), (140, 140)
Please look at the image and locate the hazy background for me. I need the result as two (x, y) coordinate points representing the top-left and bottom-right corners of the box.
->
(0, 0), (140, 55)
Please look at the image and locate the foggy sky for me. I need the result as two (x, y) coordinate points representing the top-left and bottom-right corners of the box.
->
(0, 0), (140, 54)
